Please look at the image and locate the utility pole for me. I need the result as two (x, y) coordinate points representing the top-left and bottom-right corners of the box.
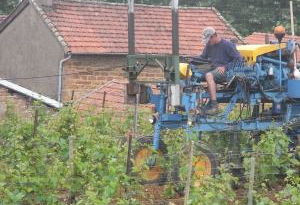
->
(290, 1), (297, 71)
(128, 0), (135, 55)
(171, 0), (180, 84)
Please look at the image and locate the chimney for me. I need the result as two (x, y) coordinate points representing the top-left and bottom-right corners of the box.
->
(37, 0), (53, 7)
(265, 33), (270, 44)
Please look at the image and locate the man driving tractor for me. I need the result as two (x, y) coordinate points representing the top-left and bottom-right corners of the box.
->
(196, 27), (242, 115)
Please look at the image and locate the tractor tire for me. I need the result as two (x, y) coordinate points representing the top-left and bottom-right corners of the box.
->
(172, 141), (218, 192)
(131, 136), (168, 185)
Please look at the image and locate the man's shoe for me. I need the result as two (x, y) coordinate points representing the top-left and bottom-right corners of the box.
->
(201, 103), (219, 115)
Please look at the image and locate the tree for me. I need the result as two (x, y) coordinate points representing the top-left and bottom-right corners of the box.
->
(1, 0), (299, 36)
(0, 0), (19, 15)
(200, 0), (299, 36)
(101, 0), (300, 36)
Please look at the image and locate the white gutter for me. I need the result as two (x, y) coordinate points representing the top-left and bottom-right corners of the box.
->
(57, 53), (71, 102)
(0, 78), (63, 108)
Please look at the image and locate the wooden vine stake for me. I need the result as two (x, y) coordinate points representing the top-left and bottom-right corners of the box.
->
(126, 133), (133, 175)
(68, 135), (76, 204)
(184, 140), (194, 205)
(247, 154), (256, 205)
(32, 109), (39, 137)
(68, 136), (75, 173)
(102, 91), (107, 109)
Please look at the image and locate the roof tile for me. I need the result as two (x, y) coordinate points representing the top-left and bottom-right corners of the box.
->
(0, 15), (7, 23)
(45, 0), (241, 55)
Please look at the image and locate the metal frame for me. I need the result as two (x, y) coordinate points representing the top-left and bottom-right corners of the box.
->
(125, 1), (300, 152)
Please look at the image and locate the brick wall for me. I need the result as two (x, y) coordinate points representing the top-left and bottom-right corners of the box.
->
(0, 87), (34, 118)
(0, 87), (57, 119)
(62, 55), (164, 102)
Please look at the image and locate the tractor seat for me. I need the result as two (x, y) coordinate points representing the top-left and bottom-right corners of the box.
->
(200, 76), (236, 91)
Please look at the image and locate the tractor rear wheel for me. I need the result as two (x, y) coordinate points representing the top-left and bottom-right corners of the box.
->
(173, 141), (218, 189)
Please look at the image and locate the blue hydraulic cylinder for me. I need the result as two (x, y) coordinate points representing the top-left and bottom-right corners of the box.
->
(261, 56), (287, 66)
(153, 121), (161, 150)
(152, 86), (167, 150)
(279, 44), (282, 89)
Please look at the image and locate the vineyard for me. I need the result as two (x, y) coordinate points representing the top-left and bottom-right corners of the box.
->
(0, 103), (299, 205)
(0, 0), (300, 204)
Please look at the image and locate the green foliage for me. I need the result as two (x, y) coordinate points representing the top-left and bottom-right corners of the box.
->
(0, 105), (143, 204)
(199, 0), (300, 36)
(0, 103), (298, 204)
(241, 127), (300, 205)
(161, 130), (239, 205)
(70, 111), (137, 204)
(189, 167), (238, 205)
(251, 158), (300, 205)
(0, 0), (18, 15)
(0, 105), (67, 204)
(275, 165), (300, 205)
(243, 128), (290, 186)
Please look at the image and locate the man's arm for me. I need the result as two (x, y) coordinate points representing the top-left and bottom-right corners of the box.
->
(194, 44), (208, 60)
(226, 42), (242, 62)
(190, 45), (211, 65)
(216, 42), (240, 74)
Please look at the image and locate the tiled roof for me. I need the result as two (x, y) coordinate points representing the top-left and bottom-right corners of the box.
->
(245, 32), (300, 44)
(43, 0), (242, 55)
(0, 15), (7, 23)
(31, 0), (70, 53)
(245, 32), (300, 61)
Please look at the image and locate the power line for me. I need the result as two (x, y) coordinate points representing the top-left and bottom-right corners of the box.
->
(0, 65), (127, 81)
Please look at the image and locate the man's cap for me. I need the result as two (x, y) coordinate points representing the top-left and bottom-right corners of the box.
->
(202, 27), (216, 44)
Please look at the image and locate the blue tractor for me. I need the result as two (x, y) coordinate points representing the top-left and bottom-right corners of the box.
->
(126, 28), (300, 184)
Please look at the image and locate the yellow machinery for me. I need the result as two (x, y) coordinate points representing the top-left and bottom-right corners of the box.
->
(179, 43), (288, 79)
(179, 63), (192, 78)
(237, 43), (286, 64)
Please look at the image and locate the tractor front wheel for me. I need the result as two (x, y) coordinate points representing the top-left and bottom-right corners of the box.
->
(132, 136), (168, 184)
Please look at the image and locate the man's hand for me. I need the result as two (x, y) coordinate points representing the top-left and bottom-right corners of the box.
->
(185, 57), (193, 63)
(216, 66), (226, 74)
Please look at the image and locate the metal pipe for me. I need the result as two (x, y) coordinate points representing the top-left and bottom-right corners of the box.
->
(264, 33), (269, 44)
(172, 0), (179, 56)
(261, 56), (300, 67)
(290, 1), (297, 71)
(128, 0), (135, 55)
(171, 0), (180, 83)
(290, 1), (295, 37)
(279, 43), (282, 89)
(58, 53), (71, 102)
(261, 56), (287, 66)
